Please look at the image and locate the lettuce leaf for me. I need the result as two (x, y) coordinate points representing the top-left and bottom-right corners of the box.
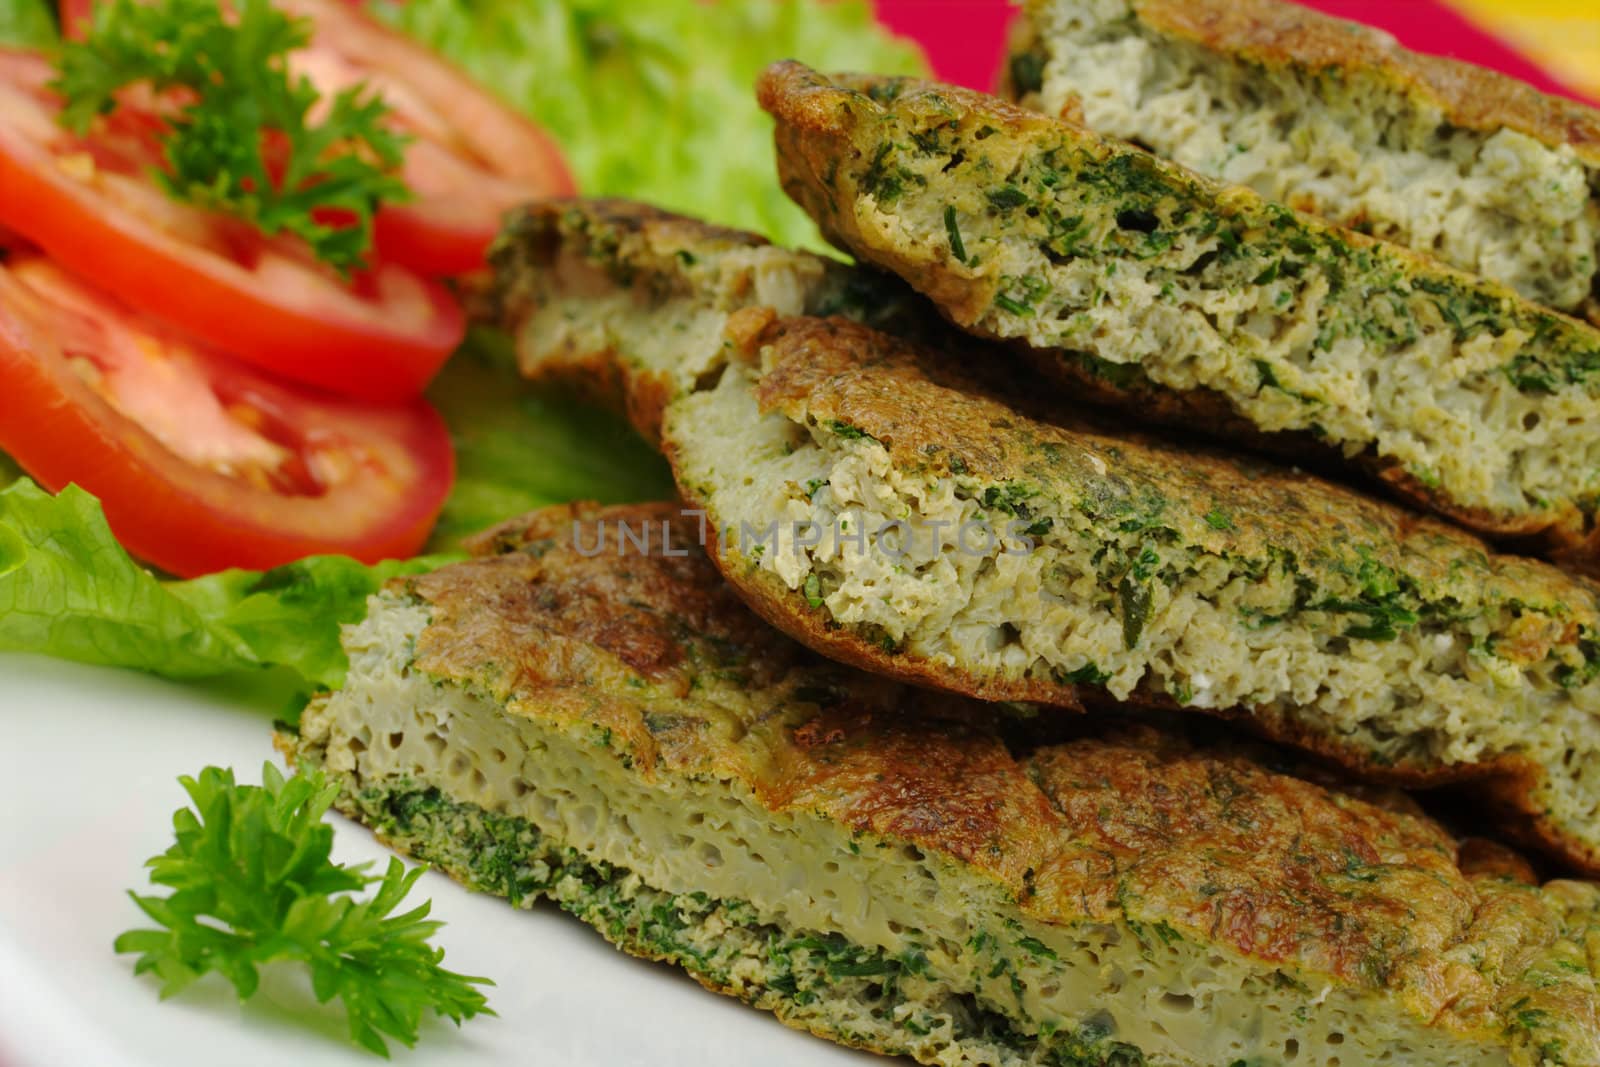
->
(424, 330), (672, 550)
(167, 555), (450, 689)
(0, 478), (447, 689)
(377, 0), (927, 251)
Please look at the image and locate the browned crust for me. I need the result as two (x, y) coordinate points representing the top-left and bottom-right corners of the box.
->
(365, 501), (1600, 1053)
(1370, 462), (1600, 578)
(1129, 0), (1600, 164)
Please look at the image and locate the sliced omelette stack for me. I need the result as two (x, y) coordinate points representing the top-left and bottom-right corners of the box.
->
(1002, 0), (1600, 319)
(287, 500), (1600, 1067)
(484, 199), (1600, 875)
(754, 62), (1600, 574)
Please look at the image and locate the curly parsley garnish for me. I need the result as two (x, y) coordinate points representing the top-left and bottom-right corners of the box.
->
(115, 764), (492, 1057)
(55, 0), (410, 272)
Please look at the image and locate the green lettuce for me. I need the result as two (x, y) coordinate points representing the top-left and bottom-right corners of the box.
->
(0, 477), (446, 689)
(377, 0), (927, 251)
(424, 330), (671, 550)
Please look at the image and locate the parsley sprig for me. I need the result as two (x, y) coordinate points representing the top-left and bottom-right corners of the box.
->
(115, 764), (492, 1057)
(55, 0), (410, 272)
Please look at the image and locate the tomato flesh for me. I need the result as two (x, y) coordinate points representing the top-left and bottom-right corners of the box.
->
(0, 252), (455, 576)
(0, 49), (465, 402)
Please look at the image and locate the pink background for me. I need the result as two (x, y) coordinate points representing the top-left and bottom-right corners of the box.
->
(875, 0), (1595, 102)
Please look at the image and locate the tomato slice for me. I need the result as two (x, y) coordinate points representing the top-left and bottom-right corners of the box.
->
(291, 0), (579, 279)
(60, 0), (577, 276)
(283, 0), (578, 275)
(0, 251), (455, 577)
(0, 49), (465, 402)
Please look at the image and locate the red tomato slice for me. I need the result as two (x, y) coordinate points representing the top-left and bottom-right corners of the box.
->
(283, 0), (578, 274)
(0, 251), (455, 577)
(61, 0), (578, 275)
(0, 49), (464, 402)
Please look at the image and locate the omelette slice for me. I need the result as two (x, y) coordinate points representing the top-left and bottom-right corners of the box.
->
(756, 61), (1600, 574)
(1003, 0), (1600, 317)
(287, 501), (1600, 1067)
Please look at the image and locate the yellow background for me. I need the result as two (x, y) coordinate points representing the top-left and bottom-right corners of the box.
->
(1453, 0), (1600, 98)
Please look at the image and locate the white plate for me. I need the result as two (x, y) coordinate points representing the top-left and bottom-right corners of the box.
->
(0, 653), (883, 1067)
